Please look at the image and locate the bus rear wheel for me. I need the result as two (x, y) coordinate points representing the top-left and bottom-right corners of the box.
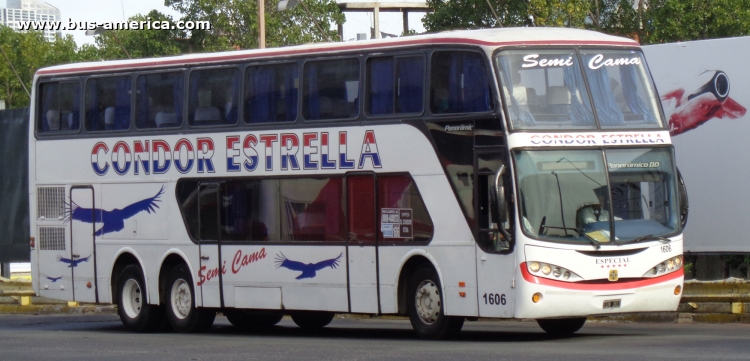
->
(407, 265), (464, 340)
(117, 264), (164, 332)
(291, 312), (335, 330)
(164, 264), (216, 333)
(225, 310), (283, 330)
(537, 317), (587, 336)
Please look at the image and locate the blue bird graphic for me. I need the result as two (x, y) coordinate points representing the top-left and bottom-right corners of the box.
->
(56, 254), (90, 268)
(64, 186), (164, 236)
(46, 276), (62, 282)
(275, 252), (343, 280)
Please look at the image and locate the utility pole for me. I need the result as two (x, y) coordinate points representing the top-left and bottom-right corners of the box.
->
(259, 0), (266, 48)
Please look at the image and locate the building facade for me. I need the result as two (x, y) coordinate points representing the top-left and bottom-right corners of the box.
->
(1, 0), (61, 42)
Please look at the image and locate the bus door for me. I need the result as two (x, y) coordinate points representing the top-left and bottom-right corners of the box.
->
(474, 150), (516, 317)
(69, 186), (97, 303)
(197, 183), (222, 308)
(346, 173), (379, 314)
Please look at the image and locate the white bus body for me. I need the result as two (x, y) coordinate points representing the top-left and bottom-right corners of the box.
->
(30, 28), (686, 338)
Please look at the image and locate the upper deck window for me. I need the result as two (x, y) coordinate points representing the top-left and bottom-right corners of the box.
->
(430, 51), (492, 114)
(244, 63), (298, 124)
(579, 50), (662, 128)
(85, 76), (131, 131)
(496, 49), (664, 130)
(303, 58), (360, 120)
(135, 72), (184, 129)
(367, 56), (424, 115)
(37, 81), (81, 133)
(188, 68), (239, 126)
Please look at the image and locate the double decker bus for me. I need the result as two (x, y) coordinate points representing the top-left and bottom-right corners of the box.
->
(29, 27), (688, 339)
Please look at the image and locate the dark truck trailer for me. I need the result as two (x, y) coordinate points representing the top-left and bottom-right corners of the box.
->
(0, 107), (30, 263)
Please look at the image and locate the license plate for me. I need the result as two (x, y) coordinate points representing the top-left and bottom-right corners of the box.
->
(603, 299), (621, 309)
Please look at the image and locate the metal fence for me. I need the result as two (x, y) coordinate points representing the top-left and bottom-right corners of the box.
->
(0, 107), (30, 263)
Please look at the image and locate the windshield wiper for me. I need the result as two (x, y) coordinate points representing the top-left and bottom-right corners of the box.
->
(541, 225), (601, 250)
(630, 234), (671, 244)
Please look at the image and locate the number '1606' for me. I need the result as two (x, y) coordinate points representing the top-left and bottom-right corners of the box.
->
(483, 293), (506, 305)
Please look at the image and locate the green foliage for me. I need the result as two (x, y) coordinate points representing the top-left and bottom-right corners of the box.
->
(95, 10), (185, 59)
(0, 27), (98, 108)
(423, 0), (530, 30)
(528, 0), (590, 28)
(642, 0), (750, 44)
(165, 0), (345, 50)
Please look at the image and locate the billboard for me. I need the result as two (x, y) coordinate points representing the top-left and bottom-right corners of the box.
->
(644, 37), (750, 252)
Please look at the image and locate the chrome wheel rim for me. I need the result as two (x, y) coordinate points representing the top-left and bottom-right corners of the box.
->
(122, 279), (142, 319)
(415, 280), (441, 324)
(170, 278), (192, 320)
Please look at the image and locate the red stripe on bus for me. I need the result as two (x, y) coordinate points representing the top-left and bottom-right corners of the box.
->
(36, 38), (638, 76)
(519, 262), (683, 291)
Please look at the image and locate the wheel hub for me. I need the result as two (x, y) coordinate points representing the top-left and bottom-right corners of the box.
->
(122, 279), (142, 319)
(415, 280), (440, 324)
(170, 278), (192, 320)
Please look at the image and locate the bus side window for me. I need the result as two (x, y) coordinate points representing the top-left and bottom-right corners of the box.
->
(347, 175), (376, 242)
(245, 63), (298, 124)
(280, 177), (346, 242)
(135, 72), (184, 129)
(430, 51), (492, 114)
(189, 67), (239, 126)
(38, 82), (81, 133)
(85, 76), (131, 132)
(367, 56), (424, 116)
(303, 58), (360, 120)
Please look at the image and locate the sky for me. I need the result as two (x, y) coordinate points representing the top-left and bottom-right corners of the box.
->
(37, 0), (428, 46)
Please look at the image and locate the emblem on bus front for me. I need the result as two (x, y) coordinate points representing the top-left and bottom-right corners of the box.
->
(608, 270), (619, 282)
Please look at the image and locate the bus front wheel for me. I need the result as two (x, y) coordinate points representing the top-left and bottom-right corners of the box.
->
(291, 312), (335, 329)
(117, 264), (164, 332)
(407, 265), (464, 340)
(225, 310), (283, 330)
(536, 317), (587, 336)
(165, 264), (216, 333)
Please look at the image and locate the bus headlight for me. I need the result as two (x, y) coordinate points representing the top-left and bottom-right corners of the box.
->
(526, 262), (582, 282)
(643, 255), (683, 278)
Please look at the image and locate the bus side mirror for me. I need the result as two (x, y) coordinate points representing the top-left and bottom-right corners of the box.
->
(493, 164), (508, 224)
(677, 167), (689, 227)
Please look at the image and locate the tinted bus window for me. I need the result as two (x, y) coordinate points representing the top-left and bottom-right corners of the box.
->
(430, 51), (492, 114)
(220, 179), (280, 242)
(245, 63), (298, 124)
(188, 68), (239, 126)
(38, 82), (81, 133)
(135, 72), (184, 129)
(303, 58), (360, 120)
(379, 175), (433, 242)
(367, 56), (424, 115)
(86, 76), (132, 131)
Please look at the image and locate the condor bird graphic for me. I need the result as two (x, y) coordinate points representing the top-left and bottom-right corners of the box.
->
(64, 186), (164, 236)
(56, 254), (91, 268)
(46, 276), (62, 282)
(275, 252), (343, 280)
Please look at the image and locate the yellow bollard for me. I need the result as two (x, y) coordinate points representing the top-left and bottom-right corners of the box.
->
(67, 301), (79, 307)
(731, 302), (744, 314)
(20, 296), (30, 306)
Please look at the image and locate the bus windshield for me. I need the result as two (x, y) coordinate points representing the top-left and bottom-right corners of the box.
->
(515, 148), (679, 245)
(497, 49), (664, 130)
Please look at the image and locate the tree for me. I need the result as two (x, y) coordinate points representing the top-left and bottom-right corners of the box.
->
(95, 10), (186, 60)
(165, 0), (345, 50)
(642, 0), (750, 44)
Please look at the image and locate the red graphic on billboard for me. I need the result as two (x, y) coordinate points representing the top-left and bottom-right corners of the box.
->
(663, 71), (746, 135)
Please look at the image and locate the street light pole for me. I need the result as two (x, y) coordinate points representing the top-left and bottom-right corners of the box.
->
(259, 0), (266, 48)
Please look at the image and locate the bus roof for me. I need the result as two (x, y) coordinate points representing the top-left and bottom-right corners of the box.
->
(36, 27), (638, 77)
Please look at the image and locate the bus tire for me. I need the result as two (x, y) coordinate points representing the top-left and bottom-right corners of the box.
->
(225, 310), (283, 330)
(165, 264), (215, 333)
(537, 317), (587, 336)
(407, 265), (464, 340)
(291, 312), (335, 329)
(117, 264), (164, 333)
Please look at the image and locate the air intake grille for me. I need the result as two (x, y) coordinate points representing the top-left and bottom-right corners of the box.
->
(37, 187), (66, 220)
(39, 226), (66, 250)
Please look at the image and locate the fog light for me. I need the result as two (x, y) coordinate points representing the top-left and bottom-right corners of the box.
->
(667, 259), (675, 270)
(542, 265), (551, 275)
(563, 271), (571, 279)
(532, 292), (543, 303)
(553, 267), (561, 278)
(529, 262), (541, 272)
(674, 285), (681, 295)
